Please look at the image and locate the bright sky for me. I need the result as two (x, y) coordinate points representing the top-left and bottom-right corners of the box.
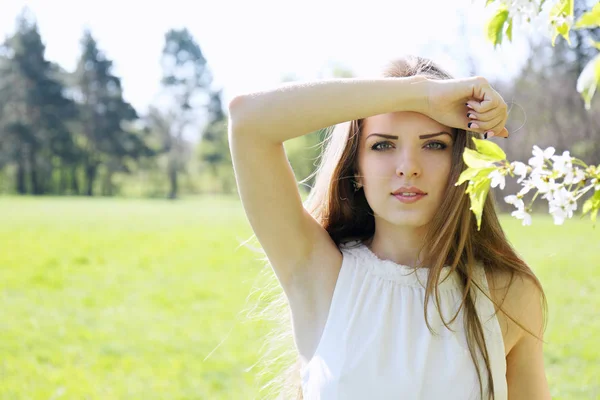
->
(1, 0), (532, 116)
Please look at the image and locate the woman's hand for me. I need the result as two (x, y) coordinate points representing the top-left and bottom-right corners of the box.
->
(420, 76), (509, 139)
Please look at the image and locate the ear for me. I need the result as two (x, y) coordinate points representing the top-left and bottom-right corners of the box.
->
(354, 170), (363, 188)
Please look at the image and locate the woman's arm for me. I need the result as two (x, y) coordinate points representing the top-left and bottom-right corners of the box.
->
(228, 76), (429, 144)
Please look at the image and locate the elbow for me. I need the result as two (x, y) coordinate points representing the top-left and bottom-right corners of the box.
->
(227, 95), (249, 138)
(228, 94), (246, 115)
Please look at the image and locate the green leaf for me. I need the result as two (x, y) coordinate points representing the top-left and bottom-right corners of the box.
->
(468, 178), (492, 230)
(485, 0), (495, 6)
(557, 22), (570, 37)
(463, 148), (498, 168)
(458, 142), (507, 229)
(582, 199), (593, 215)
(555, 0), (574, 21)
(552, 22), (572, 46)
(582, 191), (600, 224)
(472, 137), (507, 161)
(574, 3), (600, 29)
(576, 54), (600, 110)
(550, 0), (574, 46)
(506, 17), (513, 42)
(456, 166), (496, 186)
(487, 8), (509, 48)
(456, 168), (481, 186)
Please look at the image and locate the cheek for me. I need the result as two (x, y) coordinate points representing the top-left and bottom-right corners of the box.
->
(436, 160), (453, 189)
(425, 154), (453, 188)
(361, 154), (391, 180)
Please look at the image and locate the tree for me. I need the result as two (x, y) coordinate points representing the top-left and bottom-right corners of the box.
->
(72, 30), (148, 196)
(198, 89), (235, 193)
(0, 10), (76, 195)
(158, 28), (213, 199)
(198, 90), (235, 193)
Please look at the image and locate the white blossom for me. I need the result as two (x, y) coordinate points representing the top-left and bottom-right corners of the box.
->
(564, 168), (586, 185)
(504, 194), (525, 210)
(503, 0), (572, 42)
(511, 161), (529, 183)
(548, 187), (578, 225)
(549, 206), (568, 225)
(489, 169), (506, 190)
(529, 145), (555, 171)
(511, 208), (532, 226)
(551, 150), (573, 176)
(578, 53), (600, 108)
(505, 0), (540, 24)
(531, 173), (556, 194)
(540, 181), (561, 202)
(550, 14), (574, 31)
(505, 193), (531, 225)
(518, 181), (534, 196)
(505, 0), (555, 39)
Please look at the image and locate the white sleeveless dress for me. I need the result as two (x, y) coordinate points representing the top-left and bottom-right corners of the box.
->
(300, 241), (507, 400)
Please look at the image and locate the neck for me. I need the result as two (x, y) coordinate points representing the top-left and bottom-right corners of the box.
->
(368, 220), (428, 267)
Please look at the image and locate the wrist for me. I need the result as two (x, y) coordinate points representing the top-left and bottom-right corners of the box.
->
(402, 75), (431, 115)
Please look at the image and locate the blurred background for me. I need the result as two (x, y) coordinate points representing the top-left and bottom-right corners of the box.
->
(0, 0), (598, 399)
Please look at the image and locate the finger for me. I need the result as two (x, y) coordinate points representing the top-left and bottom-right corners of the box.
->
(485, 123), (509, 139)
(478, 98), (495, 114)
(467, 90), (497, 114)
(498, 127), (509, 138)
(466, 100), (489, 114)
(467, 121), (482, 132)
(466, 108), (501, 122)
(472, 114), (504, 132)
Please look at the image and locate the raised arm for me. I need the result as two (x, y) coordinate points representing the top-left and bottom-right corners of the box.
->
(227, 76), (429, 287)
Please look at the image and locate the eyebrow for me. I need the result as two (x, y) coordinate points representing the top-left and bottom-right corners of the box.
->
(366, 132), (453, 140)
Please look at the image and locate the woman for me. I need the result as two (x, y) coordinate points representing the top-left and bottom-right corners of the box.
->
(228, 56), (550, 399)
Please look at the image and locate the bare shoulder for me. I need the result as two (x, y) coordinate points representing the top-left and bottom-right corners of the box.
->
(484, 267), (546, 356)
(478, 264), (551, 397)
(486, 267), (550, 398)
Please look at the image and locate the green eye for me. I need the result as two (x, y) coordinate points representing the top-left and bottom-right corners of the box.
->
(371, 142), (393, 151)
(425, 142), (447, 150)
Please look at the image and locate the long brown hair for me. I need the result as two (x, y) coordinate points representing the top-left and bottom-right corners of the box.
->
(248, 55), (547, 399)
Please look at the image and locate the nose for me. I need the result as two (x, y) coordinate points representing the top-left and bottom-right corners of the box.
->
(396, 149), (422, 178)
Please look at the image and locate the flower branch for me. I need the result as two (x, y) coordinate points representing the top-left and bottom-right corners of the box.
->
(457, 138), (600, 229)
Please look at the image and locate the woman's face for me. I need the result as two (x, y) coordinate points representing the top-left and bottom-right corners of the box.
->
(356, 111), (454, 229)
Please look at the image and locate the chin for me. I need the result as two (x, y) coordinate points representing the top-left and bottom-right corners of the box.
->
(384, 211), (433, 229)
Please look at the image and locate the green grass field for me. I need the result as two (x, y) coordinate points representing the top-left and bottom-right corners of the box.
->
(0, 196), (598, 399)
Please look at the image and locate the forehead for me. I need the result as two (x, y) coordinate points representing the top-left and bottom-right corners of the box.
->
(362, 111), (449, 139)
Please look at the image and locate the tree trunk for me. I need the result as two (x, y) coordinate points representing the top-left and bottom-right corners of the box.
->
(103, 168), (114, 196)
(28, 147), (41, 195)
(85, 164), (97, 196)
(71, 166), (80, 195)
(168, 165), (178, 199)
(16, 152), (26, 195)
(59, 164), (68, 194)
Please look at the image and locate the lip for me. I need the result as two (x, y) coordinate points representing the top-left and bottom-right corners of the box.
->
(391, 186), (427, 204)
(391, 186), (426, 196)
(393, 193), (427, 204)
